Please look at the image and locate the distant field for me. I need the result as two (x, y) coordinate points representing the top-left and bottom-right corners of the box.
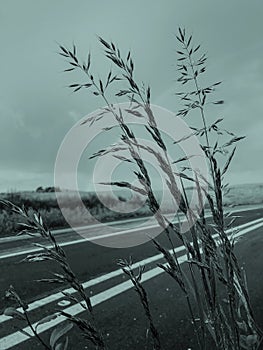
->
(0, 183), (262, 237)
(0, 189), (149, 237)
(224, 183), (263, 206)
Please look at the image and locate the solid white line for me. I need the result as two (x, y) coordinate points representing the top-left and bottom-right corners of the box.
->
(1, 219), (263, 349)
(0, 204), (261, 244)
(0, 205), (261, 260)
(0, 217), (262, 326)
(0, 217), (262, 325)
(0, 212), (202, 260)
(0, 222), (169, 260)
(0, 242), (187, 325)
(0, 212), (179, 243)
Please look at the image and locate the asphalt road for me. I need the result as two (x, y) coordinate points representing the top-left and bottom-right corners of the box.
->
(0, 206), (262, 350)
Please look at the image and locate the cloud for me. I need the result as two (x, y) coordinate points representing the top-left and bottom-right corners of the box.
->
(0, 0), (262, 191)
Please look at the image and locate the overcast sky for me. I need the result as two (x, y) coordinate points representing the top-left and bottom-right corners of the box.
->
(0, 0), (262, 192)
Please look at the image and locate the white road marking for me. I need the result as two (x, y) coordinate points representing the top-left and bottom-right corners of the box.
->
(1, 218), (263, 349)
(0, 217), (262, 325)
(57, 300), (71, 307)
(0, 205), (261, 260)
(0, 212), (198, 259)
(0, 241), (186, 325)
(0, 212), (183, 244)
(0, 222), (171, 260)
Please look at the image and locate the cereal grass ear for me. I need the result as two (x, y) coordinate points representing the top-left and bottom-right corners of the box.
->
(222, 147), (236, 175)
(2, 25), (260, 350)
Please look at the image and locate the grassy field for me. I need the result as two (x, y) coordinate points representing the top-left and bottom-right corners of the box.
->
(0, 189), (149, 237)
(0, 183), (262, 237)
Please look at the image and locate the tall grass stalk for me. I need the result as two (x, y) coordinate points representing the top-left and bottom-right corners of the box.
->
(57, 29), (262, 349)
(174, 28), (262, 350)
(2, 28), (262, 350)
(118, 258), (162, 350)
(2, 200), (105, 350)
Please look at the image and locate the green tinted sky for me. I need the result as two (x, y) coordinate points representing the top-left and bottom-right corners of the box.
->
(0, 0), (262, 191)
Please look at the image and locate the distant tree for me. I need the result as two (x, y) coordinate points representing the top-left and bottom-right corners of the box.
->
(36, 186), (44, 193)
(45, 187), (53, 192)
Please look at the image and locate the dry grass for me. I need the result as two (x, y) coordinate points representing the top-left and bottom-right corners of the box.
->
(1, 28), (262, 350)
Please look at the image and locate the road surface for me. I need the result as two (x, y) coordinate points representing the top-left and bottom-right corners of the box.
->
(0, 206), (262, 349)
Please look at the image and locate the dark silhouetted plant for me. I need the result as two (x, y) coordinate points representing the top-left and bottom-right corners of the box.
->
(1, 28), (262, 350)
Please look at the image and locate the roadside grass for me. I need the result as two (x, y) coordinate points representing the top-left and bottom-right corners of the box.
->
(1, 185), (262, 238)
(1, 28), (262, 350)
(0, 191), (150, 237)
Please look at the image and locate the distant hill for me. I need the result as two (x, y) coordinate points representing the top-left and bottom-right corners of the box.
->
(1, 182), (263, 208)
(223, 183), (263, 206)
